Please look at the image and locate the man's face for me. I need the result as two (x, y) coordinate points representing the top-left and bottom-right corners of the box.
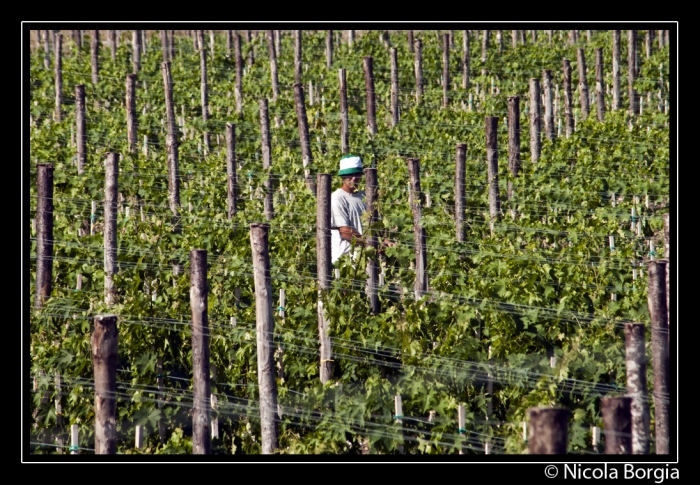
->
(343, 173), (363, 191)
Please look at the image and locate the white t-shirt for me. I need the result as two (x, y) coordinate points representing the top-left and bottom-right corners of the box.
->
(330, 188), (367, 264)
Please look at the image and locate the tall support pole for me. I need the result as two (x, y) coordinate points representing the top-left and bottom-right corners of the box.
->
(507, 96), (520, 203)
(250, 223), (280, 453)
(407, 158), (427, 300)
(363, 56), (377, 136)
(104, 152), (118, 307)
(293, 82), (318, 196)
(92, 314), (118, 454)
(414, 39), (423, 104)
(316, 174), (333, 383)
(200, 48), (210, 153)
(612, 30), (621, 110)
(162, 61), (180, 220)
(294, 30), (302, 85)
(529, 78), (541, 163)
(628, 30), (638, 115)
(664, 213), (669, 328)
(577, 48), (590, 120)
(76, 85), (86, 174)
(562, 59), (574, 138)
(485, 116), (501, 235)
(390, 48), (399, 127)
(455, 144), (466, 242)
(365, 168), (380, 314)
(339, 68), (349, 154)
(595, 48), (606, 121)
(35, 164), (54, 308)
(527, 407), (570, 454)
(326, 30), (333, 69)
(169, 29), (175, 63)
(107, 30), (116, 60)
(91, 30), (99, 86)
(190, 249), (211, 454)
(442, 34), (450, 107)
(648, 261), (669, 454)
(226, 30), (232, 57)
(624, 322), (651, 454)
(260, 99), (274, 221)
(601, 396), (633, 454)
(160, 29), (169, 62)
(462, 31), (470, 89)
(43, 30), (51, 69)
(407, 30), (414, 53)
(234, 33), (243, 115)
(267, 31), (279, 102)
(226, 123), (237, 219)
(542, 70), (554, 141)
(54, 33), (63, 121)
(126, 74), (138, 153)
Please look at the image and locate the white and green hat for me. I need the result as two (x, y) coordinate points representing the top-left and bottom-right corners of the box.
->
(338, 154), (363, 177)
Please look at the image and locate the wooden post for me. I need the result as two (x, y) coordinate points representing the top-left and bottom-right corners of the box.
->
(601, 396), (632, 454)
(126, 74), (138, 153)
(249, 223), (280, 453)
(135, 425), (143, 449)
(365, 168), (380, 314)
(339, 68), (349, 154)
(507, 96), (520, 204)
(132, 30), (141, 73)
(363, 56), (377, 136)
(527, 407), (570, 454)
(529, 79), (541, 163)
(648, 260), (669, 454)
(348, 29), (355, 47)
(294, 30), (302, 85)
(455, 144), (466, 242)
(190, 249), (211, 454)
(577, 48), (590, 120)
(226, 30), (232, 57)
(407, 158), (427, 300)
(325, 30), (333, 69)
(92, 314), (118, 454)
(316, 174), (333, 383)
(612, 30), (621, 110)
(226, 123), (237, 219)
(664, 213), (669, 327)
(414, 39), (423, 104)
(41, 30), (51, 68)
(54, 33), (62, 121)
(595, 48), (606, 121)
(162, 62), (180, 218)
(107, 30), (116, 60)
(628, 30), (638, 115)
(291, 84), (316, 196)
(407, 30), (414, 52)
(90, 30), (99, 86)
(54, 371), (64, 453)
(156, 358), (166, 444)
(442, 34), (450, 107)
(104, 153), (118, 307)
(462, 30), (470, 89)
(70, 424), (79, 454)
(200, 48), (210, 153)
(234, 33), (243, 115)
(512, 29), (518, 48)
(624, 322), (651, 454)
(170, 30), (176, 63)
(267, 31), (279, 102)
(485, 116), (501, 235)
(542, 70), (554, 141)
(395, 395), (404, 454)
(260, 99), (274, 221)
(388, 48), (399, 127)
(209, 30), (214, 57)
(35, 162), (53, 307)
(562, 59), (574, 138)
(458, 404), (467, 454)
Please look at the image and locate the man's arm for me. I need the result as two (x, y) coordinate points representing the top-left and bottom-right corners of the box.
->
(338, 226), (365, 245)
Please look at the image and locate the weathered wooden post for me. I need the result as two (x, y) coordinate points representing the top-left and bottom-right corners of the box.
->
(442, 34), (450, 107)
(628, 30), (638, 115)
(92, 314), (118, 454)
(595, 48), (605, 121)
(70, 424), (79, 454)
(190, 249), (211, 454)
(126, 74), (138, 153)
(388, 48), (399, 127)
(348, 29), (355, 47)
(664, 213), (669, 327)
(326, 30), (333, 69)
(35, 163), (53, 308)
(234, 32), (243, 115)
(91, 30), (99, 86)
(160, 30), (169, 62)
(577, 48), (590, 120)
(54, 33), (62, 121)
(226, 123), (237, 219)
(542, 70), (554, 141)
(260, 99), (274, 221)
(294, 30), (302, 85)
(104, 153), (118, 307)
(462, 30), (470, 89)
(612, 30), (621, 110)
(162, 61), (180, 220)
(529, 79), (541, 163)
(200, 47), (210, 153)
(624, 322), (651, 454)
(395, 395), (404, 454)
(363, 56), (377, 135)
(648, 260), (669, 454)
(74, 84), (86, 174)
(316, 174), (333, 383)
(481, 30), (489, 76)
(132, 30), (141, 73)
(339, 68), (349, 154)
(407, 158), (427, 300)
(226, 29), (232, 57)
(407, 30), (414, 52)
(455, 144), (466, 242)
(485, 116), (501, 235)
(365, 168), (380, 314)
(169, 29), (175, 62)
(293, 82), (318, 196)
(507, 96), (520, 205)
(562, 59), (574, 138)
(414, 39), (423, 104)
(107, 30), (116, 60)
(512, 29), (518, 48)
(267, 31), (279, 102)
(601, 396), (632, 454)
(528, 407), (570, 454)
